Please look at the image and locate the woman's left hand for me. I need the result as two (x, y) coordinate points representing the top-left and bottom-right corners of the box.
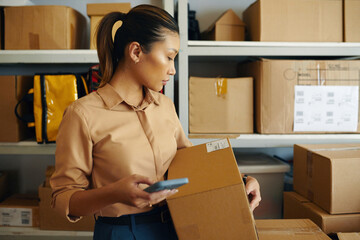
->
(244, 175), (261, 212)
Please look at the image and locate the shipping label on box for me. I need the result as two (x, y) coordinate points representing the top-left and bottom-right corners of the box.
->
(0, 207), (33, 226)
(294, 85), (359, 132)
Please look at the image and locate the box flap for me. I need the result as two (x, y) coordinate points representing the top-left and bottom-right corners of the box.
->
(338, 232), (360, 240)
(216, 9), (245, 26)
(87, 3), (131, 16)
(168, 139), (242, 199)
(256, 219), (331, 240)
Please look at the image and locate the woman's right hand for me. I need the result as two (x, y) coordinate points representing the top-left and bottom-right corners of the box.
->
(109, 174), (177, 208)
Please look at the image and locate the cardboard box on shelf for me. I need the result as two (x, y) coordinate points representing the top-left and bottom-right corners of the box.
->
(0, 75), (33, 142)
(284, 191), (360, 234)
(293, 144), (360, 214)
(189, 76), (253, 134)
(0, 194), (39, 227)
(87, 3), (131, 49)
(238, 59), (360, 134)
(38, 183), (94, 231)
(256, 219), (331, 240)
(166, 139), (258, 240)
(4, 6), (86, 49)
(338, 232), (360, 240)
(201, 9), (245, 41)
(344, 0), (360, 42)
(243, 0), (342, 42)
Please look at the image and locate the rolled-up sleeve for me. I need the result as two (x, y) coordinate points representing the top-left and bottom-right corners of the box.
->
(50, 103), (93, 222)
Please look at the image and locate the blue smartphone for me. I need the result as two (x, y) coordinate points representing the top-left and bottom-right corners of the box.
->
(144, 178), (189, 193)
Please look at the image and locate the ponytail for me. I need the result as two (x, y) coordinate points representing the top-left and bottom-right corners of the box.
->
(96, 5), (179, 88)
(96, 12), (126, 88)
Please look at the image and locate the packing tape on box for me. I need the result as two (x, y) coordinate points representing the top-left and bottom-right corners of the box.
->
(215, 77), (227, 97)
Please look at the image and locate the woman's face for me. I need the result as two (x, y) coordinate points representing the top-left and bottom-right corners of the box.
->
(136, 32), (180, 92)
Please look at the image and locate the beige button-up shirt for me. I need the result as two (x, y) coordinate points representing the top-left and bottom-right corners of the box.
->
(50, 83), (192, 221)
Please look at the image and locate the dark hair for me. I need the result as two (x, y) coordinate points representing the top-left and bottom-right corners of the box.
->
(96, 4), (179, 87)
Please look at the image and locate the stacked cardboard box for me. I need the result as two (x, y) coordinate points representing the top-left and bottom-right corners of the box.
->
(0, 194), (39, 227)
(189, 76), (253, 134)
(0, 75), (33, 142)
(4, 6), (86, 49)
(238, 59), (360, 134)
(243, 0), (342, 42)
(284, 144), (360, 234)
(344, 0), (360, 42)
(87, 3), (131, 49)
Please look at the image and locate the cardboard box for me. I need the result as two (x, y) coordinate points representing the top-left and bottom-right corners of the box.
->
(338, 232), (360, 240)
(166, 139), (258, 240)
(0, 75), (33, 142)
(0, 194), (39, 227)
(4, 6), (86, 49)
(284, 192), (360, 234)
(38, 184), (94, 231)
(256, 219), (331, 240)
(87, 3), (131, 49)
(238, 59), (360, 134)
(344, 0), (360, 42)
(293, 144), (360, 214)
(189, 76), (253, 134)
(44, 166), (55, 188)
(243, 0), (342, 42)
(201, 9), (245, 41)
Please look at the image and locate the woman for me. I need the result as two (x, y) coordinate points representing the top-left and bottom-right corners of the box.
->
(51, 4), (261, 240)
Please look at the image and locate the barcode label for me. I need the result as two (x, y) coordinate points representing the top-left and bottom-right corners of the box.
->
(206, 139), (229, 153)
(0, 208), (32, 226)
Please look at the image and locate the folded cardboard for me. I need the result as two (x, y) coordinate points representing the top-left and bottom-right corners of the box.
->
(4, 6), (86, 49)
(256, 219), (331, 240)
(344, 0), (360, 42)
(87, 3), (131, 49)
(293, 144), (360, 214)
(189, 76), (253, 134)
(0, 194), (39, 227)
(201, 9), (245, 41)
(284, 191), (360, 234)
(338, 232), (360, 240)
(167, 139), (258, 240)
(0, 75), (33, 142)
(38, 184), (94, 231)
(243, 0), (342, 42)
(238, 59), (360, 134)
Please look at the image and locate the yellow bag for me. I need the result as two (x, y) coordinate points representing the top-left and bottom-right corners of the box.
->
(33, 74), (88, 143)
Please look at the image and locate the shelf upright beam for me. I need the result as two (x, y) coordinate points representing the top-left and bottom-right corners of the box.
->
(162, 0), (175, 102)
(178, 0), (189, 135)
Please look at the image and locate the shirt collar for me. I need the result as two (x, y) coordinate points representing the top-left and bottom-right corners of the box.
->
(97, 83), (160, 110)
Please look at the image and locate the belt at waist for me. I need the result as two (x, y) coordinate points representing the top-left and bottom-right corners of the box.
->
(97, 206), (171, 225)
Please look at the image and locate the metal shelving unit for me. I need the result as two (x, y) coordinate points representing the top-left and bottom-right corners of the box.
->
(177, 0), (360, 148)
